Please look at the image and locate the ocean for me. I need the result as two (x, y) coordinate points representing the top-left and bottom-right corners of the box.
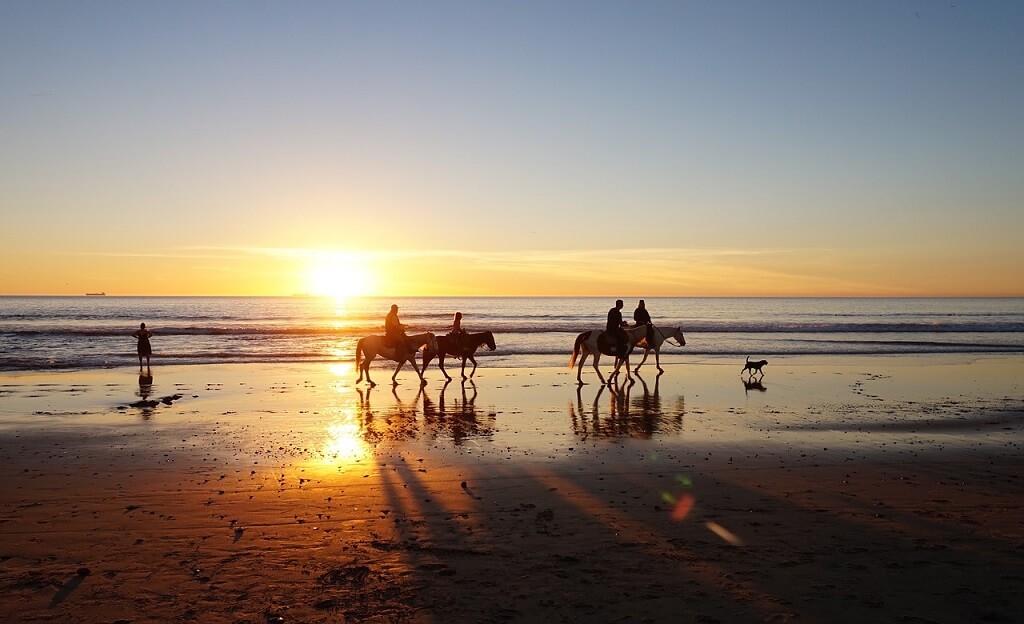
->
(1, 296), (1022, 371)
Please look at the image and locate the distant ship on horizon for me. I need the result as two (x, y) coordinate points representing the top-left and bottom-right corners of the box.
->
(85, 292), (106, 296)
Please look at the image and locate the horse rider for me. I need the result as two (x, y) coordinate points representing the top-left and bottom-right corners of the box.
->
(385, 304), (408, 357)
(449, 311), (467, 351)
(633, 299), (654, 347)
(607, 299), (628, 356)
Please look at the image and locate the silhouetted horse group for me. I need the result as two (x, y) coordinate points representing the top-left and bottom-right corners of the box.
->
(356, 322), (685, 387)
(355, 330), (496, 387)
(569, 324), (686, 385)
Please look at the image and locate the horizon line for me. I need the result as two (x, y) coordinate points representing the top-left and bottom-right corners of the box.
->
(2, 293), (1022, 299)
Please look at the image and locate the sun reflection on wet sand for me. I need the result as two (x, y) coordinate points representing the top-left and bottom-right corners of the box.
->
(301, 364), (372, 474)
(327, 360), (354, 376)
(317, 412), (370, 468)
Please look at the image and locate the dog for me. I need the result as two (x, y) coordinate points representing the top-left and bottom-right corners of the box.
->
(741, 356), (767, 376)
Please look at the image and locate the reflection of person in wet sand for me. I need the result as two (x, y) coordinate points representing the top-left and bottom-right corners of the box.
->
(135, 375), (155, 419)
(133, 322), (152, 373)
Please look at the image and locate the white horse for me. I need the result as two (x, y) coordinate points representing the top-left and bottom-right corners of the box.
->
(355, 332), (437, 387)
(632, 325), (686, 374)
(568, 324), (648, 385)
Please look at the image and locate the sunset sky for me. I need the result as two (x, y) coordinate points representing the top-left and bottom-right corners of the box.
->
(2, 1), (1022, 297)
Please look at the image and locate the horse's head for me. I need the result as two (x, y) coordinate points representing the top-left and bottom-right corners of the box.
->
(671, 327), (686, 347)
(485, 331), (496, 351)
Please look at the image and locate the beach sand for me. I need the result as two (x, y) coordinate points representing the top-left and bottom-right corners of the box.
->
(1, 355), (1022, 623)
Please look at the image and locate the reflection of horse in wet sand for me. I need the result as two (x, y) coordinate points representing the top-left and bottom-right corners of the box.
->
(632, 326), (687, 374)
(434, 379), (491, 444)
(570, 370), (681, 439)
(632, 370), (663, 413)
(355, 332), (437, 387)
(423, 331), (496, 380)
(569, 324), (648, 385)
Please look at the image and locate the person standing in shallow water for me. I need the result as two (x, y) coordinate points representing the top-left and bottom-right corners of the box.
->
(133, 322), (152, 373)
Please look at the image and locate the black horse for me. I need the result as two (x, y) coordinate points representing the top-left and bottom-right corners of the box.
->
(423, 331), (496, 380)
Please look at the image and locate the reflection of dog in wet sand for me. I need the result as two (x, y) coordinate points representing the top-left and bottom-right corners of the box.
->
(741, 356), (767, 376)
(743, 377), (766, 393)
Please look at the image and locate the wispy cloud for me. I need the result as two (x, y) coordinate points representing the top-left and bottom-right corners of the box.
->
(56, 245), (911, 295)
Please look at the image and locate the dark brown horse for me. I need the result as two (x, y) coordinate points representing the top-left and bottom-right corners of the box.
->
(423, 331), (496, 380)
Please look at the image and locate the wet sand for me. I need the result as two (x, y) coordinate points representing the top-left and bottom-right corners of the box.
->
(1, 355), (1023, 623)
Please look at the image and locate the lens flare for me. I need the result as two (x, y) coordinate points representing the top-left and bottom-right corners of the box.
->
(706, 521), (744, 546)
(670, 493), (695, 521)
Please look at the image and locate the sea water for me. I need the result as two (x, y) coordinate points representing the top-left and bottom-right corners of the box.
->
(1, 296), (1022, 371)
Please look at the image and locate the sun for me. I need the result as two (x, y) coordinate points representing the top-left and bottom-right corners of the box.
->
(304, 253), (375, 302)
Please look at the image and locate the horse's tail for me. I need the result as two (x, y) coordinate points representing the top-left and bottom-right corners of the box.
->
(569, 331), (588, 369)
(355, 338), (364, 370)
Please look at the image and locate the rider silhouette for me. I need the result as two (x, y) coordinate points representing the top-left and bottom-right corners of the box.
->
(633, 299), (654, 347)
(607, 299), (628, 356)
(449, 312), (467, 351)
(385, 305), (408, 356)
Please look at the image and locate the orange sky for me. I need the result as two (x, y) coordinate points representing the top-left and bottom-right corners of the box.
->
(1, 245), (1018, 297)
(2, 4), (1022, 297)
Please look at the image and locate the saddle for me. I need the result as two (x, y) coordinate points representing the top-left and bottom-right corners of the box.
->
(384, 335), (409, 354)
(596, 331), (628, 357)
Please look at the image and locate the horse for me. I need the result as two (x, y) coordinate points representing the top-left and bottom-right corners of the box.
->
(631, 325), (686, 374)
(568, 324), (648, 385)
(423, 331), (496, 380)
(355, 332), (437, 387)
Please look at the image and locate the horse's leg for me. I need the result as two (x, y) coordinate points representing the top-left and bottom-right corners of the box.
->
(468, 356), (478, 378)
(391, 358), (405, 386)
(591, 352), (607, 385)
(363, 354), (376, 387)
(634, 348), (650, 374)
(460, 357), (468, 380)
(576, 349), (590, 385)
(609, 355), (622, 385)
(438, 354), (451, 381)
(412, 354), (427, 386)
(655, 346), (664, 373)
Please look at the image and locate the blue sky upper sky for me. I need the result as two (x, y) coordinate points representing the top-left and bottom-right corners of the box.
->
(2, 1), (1022, 295)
